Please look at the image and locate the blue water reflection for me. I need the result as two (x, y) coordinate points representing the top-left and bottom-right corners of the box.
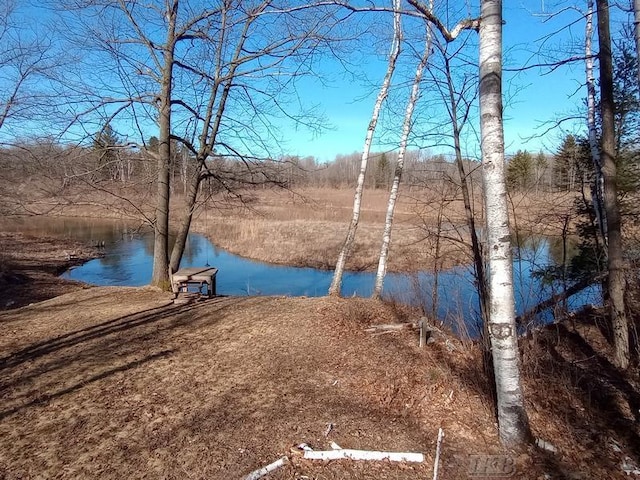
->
(61, 230), (602, 333)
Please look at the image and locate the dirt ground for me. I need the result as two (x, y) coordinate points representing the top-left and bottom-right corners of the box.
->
(1, 234), (640, 479)
(0, 288), (526, 479)
(0, 232), (101, 310)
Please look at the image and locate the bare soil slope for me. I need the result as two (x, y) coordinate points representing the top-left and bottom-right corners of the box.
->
(0, 287), (530, 479)
(0, 232), (100, 309)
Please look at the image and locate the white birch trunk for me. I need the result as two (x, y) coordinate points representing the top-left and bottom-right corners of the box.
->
(373, 25), (431, 298)
(634, 0), (640, 87)
(585, 0), (607, 247)
(478, 0), (531, 447)
(329, 0), (402, 296)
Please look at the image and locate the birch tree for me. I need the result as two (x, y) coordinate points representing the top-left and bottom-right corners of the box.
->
(478, 0), (531, 446)
(372, 21), (431, 298)
(329, 0), (402, 296)
(585, 0), (607, 246)
(596, 0), (630, 370)
(634, 0), (640, 85)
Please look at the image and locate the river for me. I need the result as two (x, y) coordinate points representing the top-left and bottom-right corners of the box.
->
(3, 216), (601, 332)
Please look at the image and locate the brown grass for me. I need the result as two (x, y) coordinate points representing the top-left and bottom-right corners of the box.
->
(7, 185), (583, 274)
(1, 286), (638, 478)
(190, 187), (576, 273)
(0, 288), (489, 479)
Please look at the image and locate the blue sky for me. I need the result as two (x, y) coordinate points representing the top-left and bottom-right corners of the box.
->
(4, 1), (633, 161)
(280, 2), (632, 161)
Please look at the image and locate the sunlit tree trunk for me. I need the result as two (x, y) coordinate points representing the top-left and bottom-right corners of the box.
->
(329, 0), (402, 296)
(169, 4), (249, 273)
(478, 0), (531, 447)
(373, 26), (430, 299)
(596, 0), (630, 370)
(634, 0), (640, 86)
(585, 0), (607, 247)
(150, 0), (178, 290)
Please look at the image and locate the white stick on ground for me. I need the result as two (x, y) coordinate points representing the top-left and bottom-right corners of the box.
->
(433, 428), (444, 480)
(242, 456), (288, 480)
(303, 449), (424, 463)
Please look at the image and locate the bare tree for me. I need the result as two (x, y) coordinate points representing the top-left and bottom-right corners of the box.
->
(169, 2), (341, 272)
(478, 0), (531, 447)
(329, 0), (402, 296)
(0, 1), (57, 136)
(430, 37), (488, 325)
(596, 0), (630, 370)
(56, 0), (224, 288)
(57, 1), (347, 286)
(372, 14), (431, 299)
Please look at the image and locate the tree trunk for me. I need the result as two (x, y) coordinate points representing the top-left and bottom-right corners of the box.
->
(441, 44), (490, 327)
(373, 29), (430, 298)
(329, 0), (402, 296)
(169, 5), (254, 272)
(150, 1), (178, 290)
(169, 168), (199, 272)
(585, 0), (607, 246)
(596, 0), (630, 370)
(478, 0), (531, 447)
(634, 0), (640, 86)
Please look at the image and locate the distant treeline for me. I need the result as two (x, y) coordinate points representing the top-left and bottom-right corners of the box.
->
(1, 134), (636, 205)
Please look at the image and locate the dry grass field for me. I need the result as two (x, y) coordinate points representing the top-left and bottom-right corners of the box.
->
(188, 187), (580, 273)
(0, 259), (638, 478)
(4, 183), (581, 274)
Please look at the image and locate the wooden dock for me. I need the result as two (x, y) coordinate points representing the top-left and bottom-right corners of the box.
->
(170, 267), (218, 299)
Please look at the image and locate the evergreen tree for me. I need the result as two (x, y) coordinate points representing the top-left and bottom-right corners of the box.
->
(553, 135), (579, 191)
(612, 26), (640, 198)
(534, 151), (548, 190)
(506, 150), (533, 191)
(93, 123), (120, 180)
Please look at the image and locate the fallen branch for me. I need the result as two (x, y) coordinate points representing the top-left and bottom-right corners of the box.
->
(364, 322), (417, 333)
(371, 330), (399, 337)
(303, 448), (424, 463)
(516, 273), (605, 325)
(242, 456), (288, 480)
(433, 428), (444, 480)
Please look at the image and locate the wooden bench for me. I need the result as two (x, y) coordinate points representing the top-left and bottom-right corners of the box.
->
(170, 267), (218, 298)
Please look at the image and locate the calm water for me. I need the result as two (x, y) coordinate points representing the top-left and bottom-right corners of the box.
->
(3, 216), (601, 330)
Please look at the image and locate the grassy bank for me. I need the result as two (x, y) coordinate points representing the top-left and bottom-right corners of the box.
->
(189, 188), (579, 273)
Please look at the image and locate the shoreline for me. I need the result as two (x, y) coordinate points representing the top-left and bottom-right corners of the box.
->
(0, 232), (103, 310)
